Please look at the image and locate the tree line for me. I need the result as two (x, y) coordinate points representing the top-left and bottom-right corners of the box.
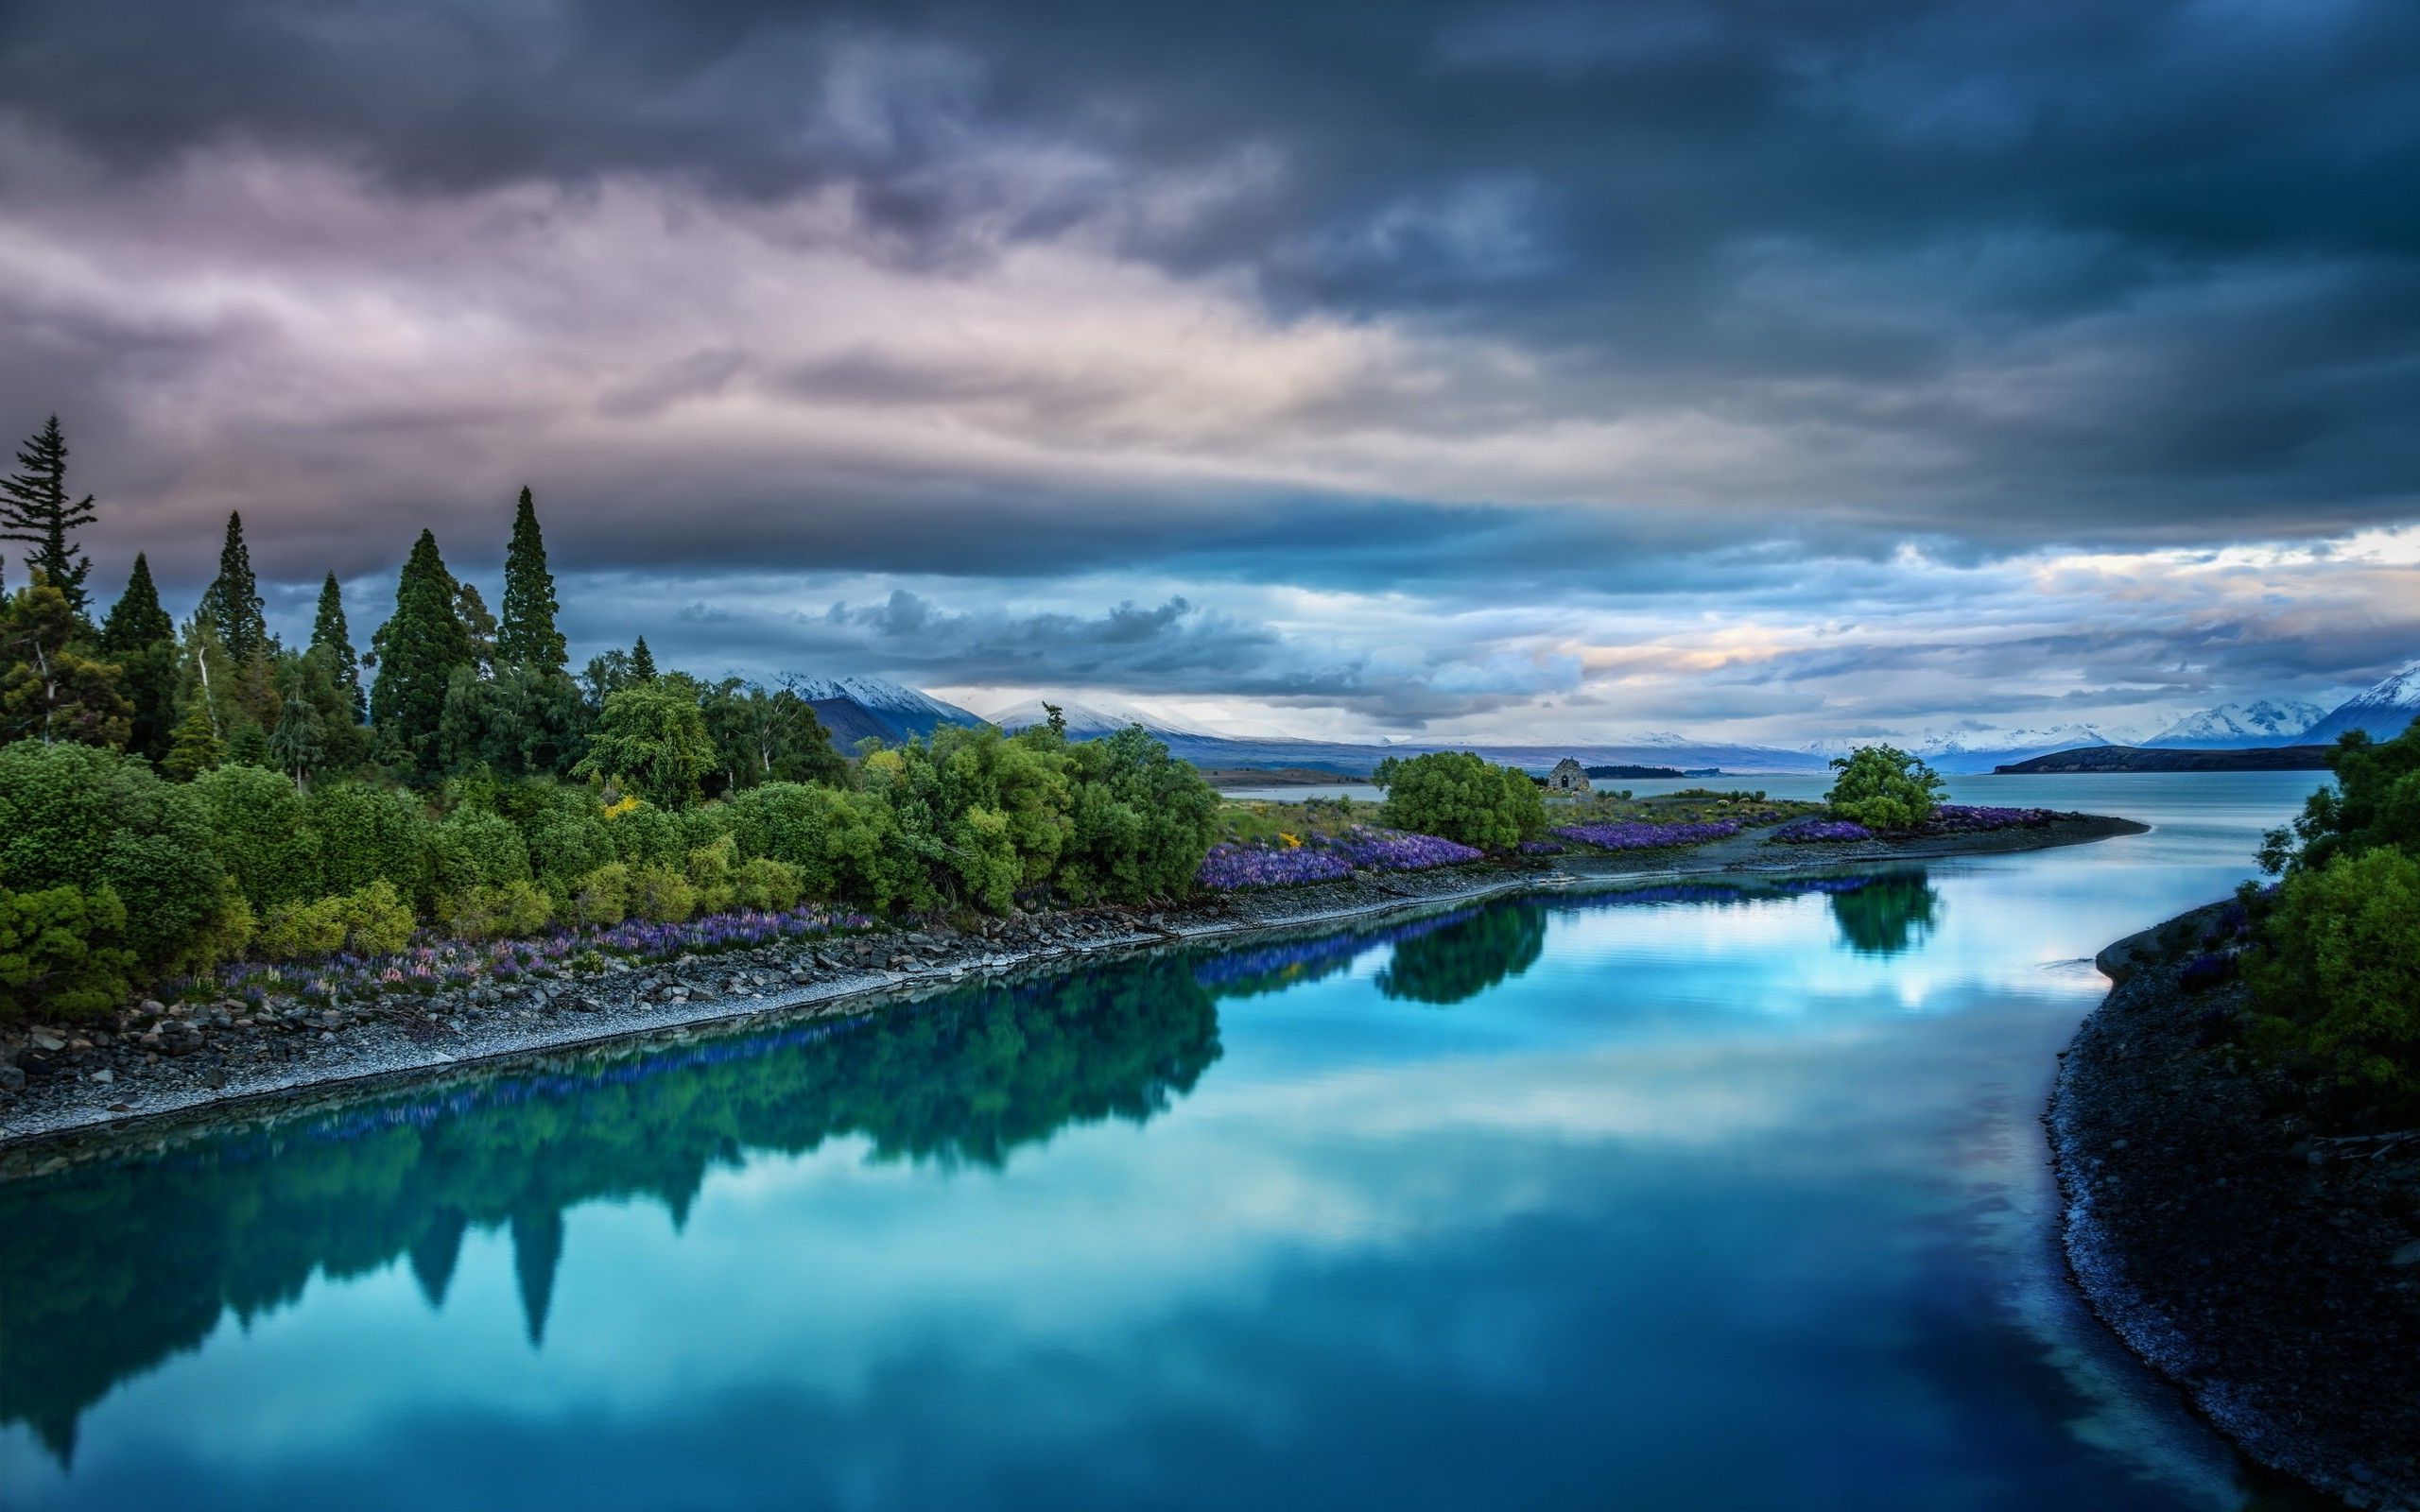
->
(0, 417), (1222, 1018)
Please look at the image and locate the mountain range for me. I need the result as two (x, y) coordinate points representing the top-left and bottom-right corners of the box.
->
(793, 661), (2420, 774)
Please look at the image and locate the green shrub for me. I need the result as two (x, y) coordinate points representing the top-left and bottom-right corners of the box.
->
(2260, 724), (2420, 875)
(569, 862), (631, 927)
(734, 855), (803, 911)
(573, 686), (716, 810)
(0, 885), (136, 1021)
(428, 808), (532, 903)
(603, 801), (688, 868)
(443, 880), (554, 941)
(2247, 846), (2420, 1093)
(1824, 745), (1945, 831)
(192, 764), (323, 910)
(721, 782), (913, 910)
(627, 863), (697, 923)
(304, 782), (436, 899)
(685, 835), (740, 914)
(0, 742), (238, 974)
(1057, 726), (1221, 902)
(255, 881), (417, 961)
(1374, 750), (1547, 850)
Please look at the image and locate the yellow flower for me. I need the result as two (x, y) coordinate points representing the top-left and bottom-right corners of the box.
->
(1278, 832), (1301, 848)
(602, 795), (642, 820)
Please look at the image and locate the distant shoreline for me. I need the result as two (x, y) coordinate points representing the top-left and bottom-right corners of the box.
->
(3, 811), (2140, 1162)
(1996, 744), (2334, 774)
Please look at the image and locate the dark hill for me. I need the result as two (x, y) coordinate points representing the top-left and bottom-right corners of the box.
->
(1995, 744), (2334, 774)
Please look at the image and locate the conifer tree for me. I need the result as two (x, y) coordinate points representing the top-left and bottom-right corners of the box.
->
(0, 572), (129, 747)
(308, 573), (366, 722)
(497, 486), (568, 676)
(197, 511), (270, 664)
(162, 693), (225, 782)
(268, 662), (327, 790)
(456, 581), (496, 674)
(369, 529), (472, 777)
(100, 554), (180, 762)
(1, 416), (97, 616)
(630, 636), (657, 682)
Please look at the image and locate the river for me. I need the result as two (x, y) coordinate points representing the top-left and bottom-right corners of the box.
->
(0, 773), (2330, 1511)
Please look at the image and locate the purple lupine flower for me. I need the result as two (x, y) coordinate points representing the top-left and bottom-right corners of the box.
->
(1772, 817), (1873, 843)
(1551, 819), (1742, 850)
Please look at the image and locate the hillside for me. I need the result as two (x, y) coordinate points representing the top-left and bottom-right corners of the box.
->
(1994, 744), (2335, 774)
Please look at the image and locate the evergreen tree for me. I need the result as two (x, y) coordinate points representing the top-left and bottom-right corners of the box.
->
(455, 580), (497, 674)
(308, 574), (367, 723)
(100, 554), (180, 762)
(268, 662), (328, 790)
(497, 486), (567, 676)
(0, 573), (130, 747)
(162, 689), (225, 781)
(630, 636), (657, 682)
(196, 512), (270, 664)
(0, 416), (97, 617)
(368, 529), (472, 778)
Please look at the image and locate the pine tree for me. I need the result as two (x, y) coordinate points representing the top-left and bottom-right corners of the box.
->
(456, 580), (496, 674)
(100, 554), (179, 762)
(308, 573), (366, 723)
(0, 416), (98, 617)
(196, 511), (270, 664)
(630, 636), (657, 682)
(497, 486), (568, 676)
(0, 572), (130, 747)
(268, 662), (327, 790)
(369, 529), (472, 777)
(162, 693), (224, 781)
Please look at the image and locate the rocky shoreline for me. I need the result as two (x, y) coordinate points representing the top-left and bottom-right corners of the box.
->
(0, 811), (2140, 1160)
(2049, 907), (2420, 1511)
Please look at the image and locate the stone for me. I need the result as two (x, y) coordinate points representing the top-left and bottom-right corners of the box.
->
(29, 1029), (65, 1053)
(2392, 1240), (2420, 1267)
(90, 1067), (113, 1084)
(0, 1064), (22, 1092)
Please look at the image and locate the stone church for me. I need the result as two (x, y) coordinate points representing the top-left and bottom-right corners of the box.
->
(1546, 757), (1590, 794)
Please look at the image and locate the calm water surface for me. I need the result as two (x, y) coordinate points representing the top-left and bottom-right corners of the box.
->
(0, 774), (2327, 1511)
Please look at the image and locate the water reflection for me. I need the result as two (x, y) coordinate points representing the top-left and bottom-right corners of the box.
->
(1827, 870), (1942, 957)
(0, 956), (1219, 1460)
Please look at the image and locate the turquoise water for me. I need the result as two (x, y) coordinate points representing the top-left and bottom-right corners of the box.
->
(0, 774), (2326, 1511)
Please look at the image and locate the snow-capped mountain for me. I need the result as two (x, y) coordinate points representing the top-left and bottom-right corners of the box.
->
(1802, 725), (2118, 773)
(2146, 698), (2325, 748)
(985, 697), (1211, 741)
(2301, 660), (2420, 745)
(787, 676), (984, 746)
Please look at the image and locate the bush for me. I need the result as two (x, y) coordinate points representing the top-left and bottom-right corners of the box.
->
(569, 862), (632, 927)
(193, 764), (322, 911)
(2247, 846), (2420, 1093)
(428, 808), (533, 904)
(255, 881), (417, 962)
(573, 686), (716, 810)
(734, 855), (804, 911)
(443, 880), (555, 941)
(0, 741), (242, 975)
(627, 863), (697, 923)
(2260, 724), (2420, 875)
(1373, 751), (1547, 851)
(1824, 746), (1945, 831)
(0, 885), (136, 1021)
(684, 834), (741, 914)
(304, 782), (435, 899)
(1057, 726), (1221, 902)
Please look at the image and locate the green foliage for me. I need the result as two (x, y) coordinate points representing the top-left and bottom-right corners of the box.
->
(192, 764), (322, 911)
(303, 782), (433, 899)
(443, 880), (554, 941)
(428, 807), (532, 905)
(100, 555), (178, 761)
(256, 881), (415, 961)
(195, 511), (269, 665)
(161, 694), (223, 781)
(734, 854), (804, 911)
(308, 573), (367, 724)
(1375, 906), (1547, 1005)
(574, 686), (715, 810)
(698, 679), (845, 797)
(568, 862), (631, 926)
(1824, 745), (1945, 831)
(2261, 725), (2420, 876)
(1057, 725), (1220, 902)
(0, 416), (96, 618)
(496, 487), (568, 677)
(627, 862), (697, 923)
(719, 781), (909, 909)
(1, 574), (130, 748)
(0, 741), (243, 973)
(864, 725), (1073, 913)
(369, 529), (472, 779)
(0, 884), (133, 1021)
(2248, 846), (2420, 1094)
(1374, 750), (1547, 850)
(1829, 873), (1942, 956)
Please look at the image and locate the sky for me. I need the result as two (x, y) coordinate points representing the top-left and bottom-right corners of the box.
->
(3, 0), (2417, 745)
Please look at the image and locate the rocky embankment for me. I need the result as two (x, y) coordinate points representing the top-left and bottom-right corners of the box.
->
(2050, 908), (2420, 1510)
(0, 810), (2143, 1154)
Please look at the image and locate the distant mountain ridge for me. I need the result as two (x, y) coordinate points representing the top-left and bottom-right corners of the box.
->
(789, 676), (985, 747)
(2300, 660), (2420, 745)
(2147, 698), (2327, 748)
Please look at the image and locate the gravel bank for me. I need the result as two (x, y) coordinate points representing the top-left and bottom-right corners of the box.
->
(2049, 908), (2420, 1511)
(1, 811), (2139, 1157)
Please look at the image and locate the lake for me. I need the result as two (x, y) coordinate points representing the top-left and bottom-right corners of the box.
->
(0, 773), (2327, 1511)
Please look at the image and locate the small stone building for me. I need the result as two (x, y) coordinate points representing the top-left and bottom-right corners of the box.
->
(1547, 757), (1591, 794)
